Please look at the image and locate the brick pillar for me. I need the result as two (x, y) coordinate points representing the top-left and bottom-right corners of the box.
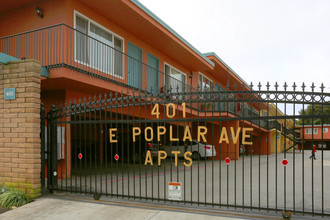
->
(0, 59), (41, 199)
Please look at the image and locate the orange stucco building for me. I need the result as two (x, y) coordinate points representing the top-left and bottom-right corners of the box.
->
(298, 125), (330, 150)
(0, 0), (271, 178)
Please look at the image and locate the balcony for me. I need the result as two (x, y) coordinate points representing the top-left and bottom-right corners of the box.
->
(0, 24), (193, 94)
(269, 120), (299, 138)
(0, 23), (277, 132)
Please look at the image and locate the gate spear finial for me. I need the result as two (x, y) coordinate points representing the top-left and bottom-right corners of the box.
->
(283, 82), (288, 91)
(292, 82), (297, 91)
(320, 83), (325, 92)
(301, 82), (306, 91)
(266, 81), (270, 91)
(311, 82), (315, 92)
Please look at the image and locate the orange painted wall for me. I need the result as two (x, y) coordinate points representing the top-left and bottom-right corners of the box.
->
(252, 131), (271, 155)
(0, 0), (69, 36)
(299, 126), (330, 141)
(202, 121), (240, 160)
(41, 90), (66, 112)
(65, 0), (194, 87)
(0, 0), (215, 94)
(1, 0), (272, 163)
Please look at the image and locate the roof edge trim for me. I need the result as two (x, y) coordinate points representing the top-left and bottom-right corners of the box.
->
(297, 124), (330, 127)
(204, 52), (250, 86)
(130, 0), (215, 67)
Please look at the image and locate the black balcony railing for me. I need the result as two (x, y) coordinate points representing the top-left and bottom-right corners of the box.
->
(0, 23), (277, 130)
(0, 23), (196, 94)
(268, 120), (299, 138)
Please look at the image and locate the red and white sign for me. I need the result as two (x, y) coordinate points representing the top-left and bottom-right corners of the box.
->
(225, 157), (231, 165)
(168, 182), (182, 201)
(114, 154), (119, 161)
(78, 153), (83, 159)
(282, 159), (288, 166)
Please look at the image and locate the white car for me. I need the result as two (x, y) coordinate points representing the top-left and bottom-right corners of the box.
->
(163, 140), (216, 160)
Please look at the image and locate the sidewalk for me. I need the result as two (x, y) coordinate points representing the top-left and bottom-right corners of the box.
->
(0, 194), (308, 220)
(0, 196), (239, 220)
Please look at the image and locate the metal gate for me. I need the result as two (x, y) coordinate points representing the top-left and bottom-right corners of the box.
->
(41, 82), (330, 217)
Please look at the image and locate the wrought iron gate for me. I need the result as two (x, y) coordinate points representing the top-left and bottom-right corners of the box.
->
(41, 83), (330, 217)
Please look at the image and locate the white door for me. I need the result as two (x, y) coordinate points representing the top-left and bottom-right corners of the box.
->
(89, 24), (113, 74)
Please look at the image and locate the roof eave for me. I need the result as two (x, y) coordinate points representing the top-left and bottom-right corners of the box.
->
(204, 52), (250, 87)
(131, 0), (215, 68)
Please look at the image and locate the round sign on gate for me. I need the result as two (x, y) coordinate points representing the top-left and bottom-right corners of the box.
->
(282, 159), (288, 166)
(78, 153), (83, 159)
(225, 157), (231, 165)
(114, 154), (119, 161)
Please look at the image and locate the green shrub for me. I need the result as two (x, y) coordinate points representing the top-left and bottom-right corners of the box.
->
(0, 189), (30, 208)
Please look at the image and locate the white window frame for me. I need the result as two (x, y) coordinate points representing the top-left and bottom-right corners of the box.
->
(198, 72), (213, 91)
(305, 128), (318, 134)
(323, 128), (328, 133)
(305, 128), (311, 134)
(74, 10), (125, 79)
(163, 62), (187, 92)
(198, 72), (214, 101)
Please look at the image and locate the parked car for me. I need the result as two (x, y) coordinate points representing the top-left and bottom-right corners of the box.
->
(145, 141), (162, 160)
(163, 140), (216, 160)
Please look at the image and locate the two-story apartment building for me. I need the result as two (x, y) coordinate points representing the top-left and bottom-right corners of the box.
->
(0, 0), (271, 178)
(298, 125), (330, 150)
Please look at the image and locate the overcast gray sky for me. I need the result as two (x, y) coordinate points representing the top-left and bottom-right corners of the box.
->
(139, 0), (330, 93)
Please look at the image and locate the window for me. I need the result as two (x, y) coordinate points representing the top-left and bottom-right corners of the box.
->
(198, 73), (213, 101)
(214, 84), (226, 111)
(198, 73), (213, 92)
(164, 64), (186, 93)
(323, 128), (328, 133)
(74, 12), (124, 78)
(305, 128), (318, 134)
(75, 16), (89, 64)
(305, 128), (311, 134)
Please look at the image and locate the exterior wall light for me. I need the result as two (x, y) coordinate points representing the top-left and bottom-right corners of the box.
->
(36, 6), (43, 18)
(189, 72), (193, 79)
